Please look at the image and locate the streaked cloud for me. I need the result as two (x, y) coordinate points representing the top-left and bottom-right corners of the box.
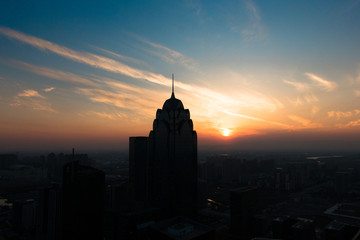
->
(288, 115), (322, 128)
(304, 93), (319, 103)
(241, 0), (266, 41)
(283, 80), (310, 92)
(0, 27), (282, 119)
(288, 97), (303, 106)
(10, 96), (56, 113)
(91, 111), (116, 120)
(346, 119), (360, 127)
(133, 34), (198, 71)
(77, 88), (157, 116)
(18, 89), (44, 98)
(328, 110), (360, 119)
(312, 106), (320, 114)
(91, 46), (147, 66)
(43, 87), (55, 92)
(305, 72), (337, 92)
(0, 27), (169, 86)
(6, 60), (99, 87)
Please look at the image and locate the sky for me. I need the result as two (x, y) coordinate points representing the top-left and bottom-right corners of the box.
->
(1, 0), (360, 152)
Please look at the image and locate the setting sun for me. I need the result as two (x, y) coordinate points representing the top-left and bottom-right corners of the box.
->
(221, 128), (232, 137)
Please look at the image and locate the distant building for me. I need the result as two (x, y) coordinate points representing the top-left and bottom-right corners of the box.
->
(291, 218), (316, 240)
(36, 184), (61, 240)
(47, 149), (90, 181)
(129, 77), (198, 217)
(230, 186), (258, 238)
(0, 154), (17, 169)
(335, 171), (350, 194)
(325, 220), (360, 240)
(129, 136), (148, 203)
(62, 161), (105, 240)
(272, 216), (297, 240)
(150, 216), (214, 240)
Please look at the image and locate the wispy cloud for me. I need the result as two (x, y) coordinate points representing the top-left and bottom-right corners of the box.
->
(305, 72), (337, 92)
(91, 111), (116, 120)
(354, 89), (360, 97)
(288, 115), (322, 128)
(241, 0), (266, 41)
(18, 89), (45, 98)
(5, 60), (99, 87)
(312, 106), (320, 114)
(132, 34), (198, 71)
(304, 93), (319, 103)
(0, 26), (287, 133)
(10, 96), (56, 113)
(0, 27), (169, 86)
(346, 119), (360, 127)
(184, 0), (206, 20)
(91, 46), (147, 66)
(10, 89), (56, 112)
(283, 79), (310, 92)
(77, 88), (157, 116)
(328, 109), (360, 119)
(43, 87), (55, 92)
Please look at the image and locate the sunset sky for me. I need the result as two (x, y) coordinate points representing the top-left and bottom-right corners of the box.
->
(1, 0), (360, 151)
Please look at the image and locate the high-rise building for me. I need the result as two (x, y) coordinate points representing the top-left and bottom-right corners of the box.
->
(129, 76), (198, 218)
(230, 186), (258, 238)
(129, 136), (148, 203)
(148, 82), (197, 217)
(62, 161), (105, 240)
(37, 184), (61, 240)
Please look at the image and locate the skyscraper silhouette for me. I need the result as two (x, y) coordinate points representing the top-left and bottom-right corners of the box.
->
(129, 75), (198, 218)
(62, 161), (105, 240)
(148, 76), (197, 217)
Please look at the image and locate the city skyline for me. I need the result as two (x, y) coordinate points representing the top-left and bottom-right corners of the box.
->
(1, 1), (360, 151)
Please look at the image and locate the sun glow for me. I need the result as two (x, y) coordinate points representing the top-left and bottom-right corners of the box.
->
(221, 128), (232, 137)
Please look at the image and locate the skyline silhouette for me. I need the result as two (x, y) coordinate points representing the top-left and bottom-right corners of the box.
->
(1, 1), (360, 152)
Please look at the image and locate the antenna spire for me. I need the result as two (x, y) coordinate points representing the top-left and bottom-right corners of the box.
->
(171, 73), (175, 98)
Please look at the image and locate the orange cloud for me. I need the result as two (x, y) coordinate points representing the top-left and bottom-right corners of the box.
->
(43, 87), (55, 92)
(18, 89), (44, 98)
(305, 72), (337, 92)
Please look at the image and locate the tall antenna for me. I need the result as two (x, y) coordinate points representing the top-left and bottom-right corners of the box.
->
(171, 73), (175, 98)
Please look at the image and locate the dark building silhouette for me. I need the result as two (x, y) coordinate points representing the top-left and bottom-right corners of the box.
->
(129, 76), (198, 218)
(129, 136), (148, 203)
(148, 84), (197, 217)
(150, 216), (214, 240)
(230, 186), (258, 239)
(36, 184), (61, 240)
(291, 218), (316, 240)
(272, 216), (297, 240)
(0, 153), (17, 169)
(325, 220), (360, 240)
(62, 161), (105, 240)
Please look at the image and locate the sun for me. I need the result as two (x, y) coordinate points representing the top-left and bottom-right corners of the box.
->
(221, 128), (231, 137)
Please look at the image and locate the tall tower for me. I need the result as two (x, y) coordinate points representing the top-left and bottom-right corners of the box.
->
(148, 75), (197, 217)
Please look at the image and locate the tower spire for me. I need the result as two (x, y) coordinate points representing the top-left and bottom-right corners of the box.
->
(171, 73), (175, 98)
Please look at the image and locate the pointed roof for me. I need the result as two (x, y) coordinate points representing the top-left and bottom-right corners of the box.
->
(162, 73), (184, 111)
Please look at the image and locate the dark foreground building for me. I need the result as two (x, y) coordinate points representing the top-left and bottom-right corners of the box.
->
(62, 161), (105, 240)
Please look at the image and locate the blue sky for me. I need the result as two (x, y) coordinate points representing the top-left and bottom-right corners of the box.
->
(1, 0), (360, 151)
